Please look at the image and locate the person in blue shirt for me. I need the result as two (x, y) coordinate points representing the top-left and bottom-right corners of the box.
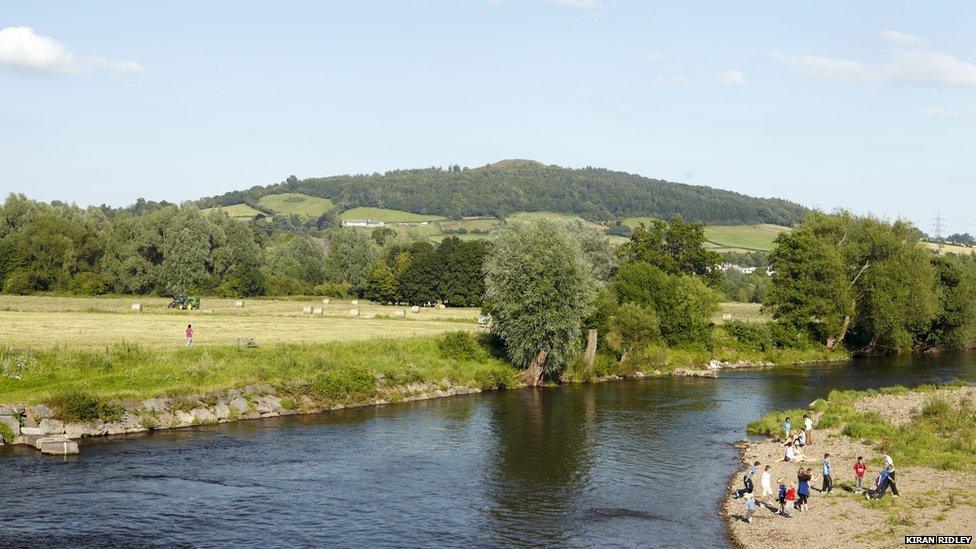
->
(822, 453), (833, 493)
(866, 466), (891, 500)
(776, 478), (790, 516)
(796, 467), (812, 511)
(783, 417), (792, 441)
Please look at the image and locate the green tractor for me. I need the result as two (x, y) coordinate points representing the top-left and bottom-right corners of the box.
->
(168, 294), (200, 310)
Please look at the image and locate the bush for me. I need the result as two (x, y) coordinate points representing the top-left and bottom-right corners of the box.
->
(437, 331), (483, 361)
(69, 272), (108, 296)
(724, 321), (773, 352)
(48, 390), (101, 422)
(473, 365), (520, 390)
(280, 397), (297, 410)
(312, 368), (375, 400)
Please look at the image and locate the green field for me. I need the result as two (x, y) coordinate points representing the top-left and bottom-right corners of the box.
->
(257, 193), (334, 218)
(0, 295), (478, 349)
(340, 207), (445, 223)
(703, 224), (790, 252)
(439, 218), (501, 232)
(621, 216), (658, 229)
(507, 211), (605, 231)
(202, 203), (263, 220)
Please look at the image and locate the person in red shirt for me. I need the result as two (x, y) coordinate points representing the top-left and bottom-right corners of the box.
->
(785, 482), (797, 517)
(853, 456), (867, 493)
(185, 324), (193, 347)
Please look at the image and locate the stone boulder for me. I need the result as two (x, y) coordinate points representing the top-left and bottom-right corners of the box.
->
(175, 411), (195, 426)
(190, 407), (217, 424)
(64, 421), (105, 439)
(229, 396), (249, 414)
(243, 383), (276, 396)
(0, 405), (22, 416)
(254, 395), (281, 415)
(142, 397), (171, 413)
(36, 435), (79, 455)
(25, 404), (54, 421)
(0, 415), (21, 439)
(37, 418), (65, 435)
(213, 403), (230, 421)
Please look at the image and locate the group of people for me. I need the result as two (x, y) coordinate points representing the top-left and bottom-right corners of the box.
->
(733, 414), (901, 524)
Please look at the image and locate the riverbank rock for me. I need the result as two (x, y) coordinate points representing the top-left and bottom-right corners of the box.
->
(674, 368), (718, 378)
(142, 397), (171, 413)
(25, 404), (54, 421)
(190, 407), (218, 424)
(37, 419), (65, 435)
(36, 435), (79, 455)
(0, 415), (21, 438)
(229, 396), (249, 414)
(64, 421), (106, 439)
(0, 405), (22, 416)
(243, 383), (276, 397)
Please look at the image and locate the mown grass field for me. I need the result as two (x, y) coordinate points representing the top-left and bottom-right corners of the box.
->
(339, 207), (445, 223)
(0, 295), (479, 349)
(923, 241), (976, 255)
(703, 224), (790, 252)
(202, 203), (264, 220)
(257, 192), (334, 218)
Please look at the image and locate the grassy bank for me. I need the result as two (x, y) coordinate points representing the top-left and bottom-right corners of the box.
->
(747, 382), (976, 471)
(0, 334), (519, 408)
(727, 384), (976, 548)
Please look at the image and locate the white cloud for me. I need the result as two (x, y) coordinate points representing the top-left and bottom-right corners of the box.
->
(921, 106), (976, 118)
(720, 69), (748, 86)
(0, 26), (146, 76)
(657, 69), (746, 87)
(772, 48), (976, 86)
(645, 52), (663, 63)
(881, 30), (924, 46)
(548, 0), (602, 8)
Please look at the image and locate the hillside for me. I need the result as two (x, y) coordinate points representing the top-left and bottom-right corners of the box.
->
(198, 160), (808, 226)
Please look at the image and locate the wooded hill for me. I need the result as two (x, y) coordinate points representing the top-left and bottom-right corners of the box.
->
(198, 160), (808, 226)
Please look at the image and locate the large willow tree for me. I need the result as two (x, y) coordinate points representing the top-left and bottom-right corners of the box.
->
(484, 220), (597, 385)
(766, 211), (936, 353)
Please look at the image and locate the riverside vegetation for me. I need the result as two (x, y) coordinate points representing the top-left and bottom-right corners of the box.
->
(5, 200), (976, 451)
(727, 383), (976, 547)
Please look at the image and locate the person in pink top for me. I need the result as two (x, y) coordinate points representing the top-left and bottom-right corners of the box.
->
(185, 324), (193, 347)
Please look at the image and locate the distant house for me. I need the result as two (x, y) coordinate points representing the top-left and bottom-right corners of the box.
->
(342, 219), (387, 228)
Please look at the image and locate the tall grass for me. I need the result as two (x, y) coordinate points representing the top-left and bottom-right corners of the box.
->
(0, 335), (519, 406)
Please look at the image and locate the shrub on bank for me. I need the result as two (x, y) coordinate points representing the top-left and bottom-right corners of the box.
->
(47, 390), (124, 422)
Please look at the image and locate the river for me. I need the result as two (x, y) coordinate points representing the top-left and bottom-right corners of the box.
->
(2, 353), (975, 548)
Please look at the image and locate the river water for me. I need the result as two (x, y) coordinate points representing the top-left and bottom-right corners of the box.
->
(2, 353), (975, 548)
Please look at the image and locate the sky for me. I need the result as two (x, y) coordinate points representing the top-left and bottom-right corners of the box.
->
(1, 1), (975, 234)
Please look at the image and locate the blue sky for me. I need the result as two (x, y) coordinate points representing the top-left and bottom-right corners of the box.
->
(1, 1), (975, 233)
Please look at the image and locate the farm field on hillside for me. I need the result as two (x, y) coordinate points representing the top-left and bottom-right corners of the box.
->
(257, 193), (334, 217)
(0, 295), (478, 349)
(202, 203), (263, 220)
(703, 224), (790, 252)
(339, 207), (445, 223)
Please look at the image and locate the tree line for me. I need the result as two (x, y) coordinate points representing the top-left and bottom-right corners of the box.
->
(0, 194), (486, 303)
(198, 161), (809, 226)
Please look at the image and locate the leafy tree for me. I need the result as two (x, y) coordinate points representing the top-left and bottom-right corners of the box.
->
(609, 303), (660, 362)
(323, 229), (379, 295)
(484, 220), (597, 385)
(265, 235), (325, 287)
(927, 255), (976, 349)
(397, 241), (440, 305)
(611, 261), (720, 345)
(766, 212), (937, 352)
(617, 217), (722, 285)
(437, 237), (489, 306)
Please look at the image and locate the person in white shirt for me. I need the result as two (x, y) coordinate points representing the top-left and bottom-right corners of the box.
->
(760, 465), (773, 504)
(883, 452), (894, 468)
(803, 413), (814, 445)
(785, 444), (796, 462)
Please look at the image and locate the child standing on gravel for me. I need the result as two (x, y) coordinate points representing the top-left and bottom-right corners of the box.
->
(785, 482), (797, 516)
(777, 478), (789, 516)
(853, 456), (867, 493)
(744, 493), (757, 523)
(760, 465), (773, 504)
(796, 468), (811, 511)
(783, 417), (792, 441)
(803, 413), (813, 445)
(822, 453), (833, 493)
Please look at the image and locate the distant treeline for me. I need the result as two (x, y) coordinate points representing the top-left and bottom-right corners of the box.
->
(0, 194), (486, 303)
(198, 161), (808, 226)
